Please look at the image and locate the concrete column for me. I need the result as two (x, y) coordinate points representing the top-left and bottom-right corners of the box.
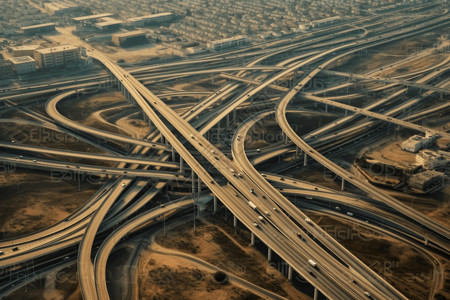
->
(171, 147), (176, 161)
(233, 109), (237, 123)
(226, 114), (230, 128)
(213, 196), (217, 213)
(250, 232), (255, 246)
(180, 158), (184, 173)
(233, 215), (237, 228)
(267, 248), (272, 261)
(325, 104), (328, 112)
(341, 178), (345, 191)
(197, 175), (201, 194)
(314, 287), (319, 300)
(295, 147), (299, 157)
(160, 135), (164, 144)
(191, 170), (195, 194)
(304, 152), (308, 166)
(288, 265), (293, 281)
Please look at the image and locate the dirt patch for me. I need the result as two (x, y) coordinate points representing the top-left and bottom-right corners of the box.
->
(153, 219), (307, 299)
(0, 171), (97, 238)
(3, 265), (81, 300)
(308, 212), (437, 300)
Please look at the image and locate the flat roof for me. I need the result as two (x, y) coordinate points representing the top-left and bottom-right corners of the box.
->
(128, 12), (173, 22)
(112, 30), (146, 38)
(210, 35), (247, 44)
(73, 13), (113, 22)
(35, 45), (79, 55)
(96, 18), (123, 27)
(10, 56), (36, 64)
(21, 23), (55, 30)
(9, 45), (40, 50)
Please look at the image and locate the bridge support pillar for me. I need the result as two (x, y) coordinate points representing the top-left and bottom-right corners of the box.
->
(233, 109), (237, 123)
(267, 248), (272, 261)
(250, 232), (255, 246)
(233, 215), (237, 228)
(213, 196), (217, 213)
(314, 287), (319, 300)
(325, 104), (328, 112)
(288, 265), (293, 281)
(197, 176), (201, 194)
(304, 153), (308, 166)
(160, 135), (164, 144)
(226, 114), (230, 128)
(180, 158), (184, 173)
(191, 170), (195, 194)
(341, 178), (345, 191)
(171, 147), (176, 161)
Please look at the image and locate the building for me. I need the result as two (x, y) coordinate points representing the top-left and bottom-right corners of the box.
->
(21, 23), (56, 35)
(416, 150), (449, 170)
(44, 1), (80, 16)
(207, 35), (247, 51)
(311, 16), (342, 28)
(112, 31), (146, 47)
(10, 56), (37, 74)
(401, 133), (439, 153)
(73, 13), (113, 24)
(128, 12), (174, 27)
(9, 45), (41, 57)
(34, 45), (80, 69)
(407, 170), (445, 193)
(0, 60), (15, 79)
(95, 18), (123, 32)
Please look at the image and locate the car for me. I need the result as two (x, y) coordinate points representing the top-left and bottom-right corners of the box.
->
(189, 134), (194, 138)
(253, 222), (259, 227)
(364, 292), (372, 299)
(214, 156), (219, 160)
(12, 247), (19, 251)
(33, 159), (37, 163)
(209, 180), (214, 184)
(210, 150), (215, 154)
(121, 183), (126, 187)
(0, 251), (4, 255)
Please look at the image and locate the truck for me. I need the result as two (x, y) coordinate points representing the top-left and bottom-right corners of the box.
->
(308, 259), (317, 268)
(248, 201), (257, 210)
(346, 212), (354, 217)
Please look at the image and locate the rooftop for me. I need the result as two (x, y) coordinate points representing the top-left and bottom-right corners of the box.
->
(21, 23), (55, 30)
(35, 45), (79, 55)
(128, 12), (173, 22)
(10, 56), (36, 64)
(73, 13), (113, 22)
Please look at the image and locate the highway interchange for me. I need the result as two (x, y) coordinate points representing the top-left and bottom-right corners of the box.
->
(0, 3), (449, 300)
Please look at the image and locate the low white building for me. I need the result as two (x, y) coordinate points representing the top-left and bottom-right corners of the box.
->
(401, 133), (438, 153)
(416, 150), (449, 169)
(10, 56), (36, 74)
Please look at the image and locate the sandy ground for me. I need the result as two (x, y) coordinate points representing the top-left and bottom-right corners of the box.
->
(46, 27), (183, 64)
(146, 218), (309, 300)
(307, 212), (442, 300)
(0, 171), (98, 238)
